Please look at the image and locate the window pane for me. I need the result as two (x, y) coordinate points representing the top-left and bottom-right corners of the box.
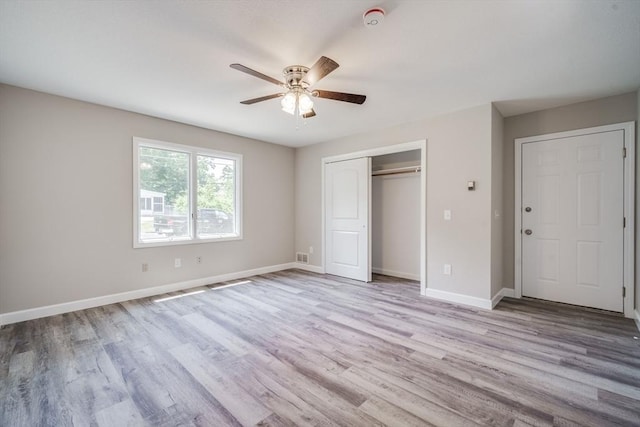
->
(152, 197), (164, 213)
(196, 155), (236, 238)
(139, 147), (190, 243)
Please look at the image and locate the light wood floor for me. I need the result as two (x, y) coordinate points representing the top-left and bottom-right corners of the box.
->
(1, 270), (639, 426)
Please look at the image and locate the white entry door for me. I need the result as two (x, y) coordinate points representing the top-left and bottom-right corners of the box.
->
(325, 157), (371, 282)
(521, 130), (624, 312)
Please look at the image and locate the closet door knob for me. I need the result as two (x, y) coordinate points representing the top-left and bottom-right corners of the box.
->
(524, 229), (533, 235)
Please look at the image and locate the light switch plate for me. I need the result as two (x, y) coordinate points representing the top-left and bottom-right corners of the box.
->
(444, 210), (451, 221)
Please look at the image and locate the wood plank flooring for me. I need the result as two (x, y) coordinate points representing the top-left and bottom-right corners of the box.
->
(1, 269), (639, 426)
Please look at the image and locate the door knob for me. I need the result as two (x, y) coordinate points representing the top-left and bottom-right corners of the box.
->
(524, 229), (533, 235)
(525, 207), (532, 212)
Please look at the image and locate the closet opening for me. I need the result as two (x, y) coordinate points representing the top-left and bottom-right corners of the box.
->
(322, 139), (426, 294)
(372, 150), (421, 284)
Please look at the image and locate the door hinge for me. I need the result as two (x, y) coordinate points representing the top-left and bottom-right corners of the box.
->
(624, 217), (626, 228)
(623, 286), (626, 297)
(623, 147), (627, 158)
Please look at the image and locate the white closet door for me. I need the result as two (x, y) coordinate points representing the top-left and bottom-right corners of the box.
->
(521, 130), (624, 312)
(325, 157), (371, 282)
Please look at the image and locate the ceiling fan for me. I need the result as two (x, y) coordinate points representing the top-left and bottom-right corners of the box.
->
(230, 56), (366, 118)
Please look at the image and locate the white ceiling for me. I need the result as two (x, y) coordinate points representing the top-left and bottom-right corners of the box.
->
(1, 1), (639, 147)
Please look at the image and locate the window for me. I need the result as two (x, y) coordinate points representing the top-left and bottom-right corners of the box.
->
(133, 137), (242, 247)
(140, 197), (152, 211)
(152, 197), (164, 213)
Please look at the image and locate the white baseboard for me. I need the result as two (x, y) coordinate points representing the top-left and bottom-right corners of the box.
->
(0, 262), (296, 326)
(634, 309), (640, 332)
(491, 287), (516, 309)
(372, 267), (420, 281)
(423, 288), (493, 310)
(292, 263), (325, 274)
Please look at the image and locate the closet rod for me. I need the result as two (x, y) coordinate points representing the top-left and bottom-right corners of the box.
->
(372, 166), (421, 176)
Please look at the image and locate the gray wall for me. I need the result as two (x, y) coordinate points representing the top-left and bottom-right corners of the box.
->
(295, 104), (500, 300)
(502, 91), (638, 294)
(0, 85), (295, 314)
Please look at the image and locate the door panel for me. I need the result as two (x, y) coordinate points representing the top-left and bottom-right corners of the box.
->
(331, 231), (360, 267)
(576, 241), (599, 287)
(331, 169), (359, 218)
(325, 157), (371, 281)
(538, 175), (560, 224)
(521, 130), (624, 312)
(536, 238), (559, 283)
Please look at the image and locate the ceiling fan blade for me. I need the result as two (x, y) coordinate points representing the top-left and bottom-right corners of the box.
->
(302, 109), (316, 119)
(230, 63), (284, 87)
(303, 56), (339, 85)
(240, 93), (284, 105)
(313, 90), (366, 105)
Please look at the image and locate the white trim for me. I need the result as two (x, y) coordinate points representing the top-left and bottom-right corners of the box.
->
(293, 263), (325, 274)
(423, 288), (493, 310)
(514, 122), (635, 318)
(622, 123), (635, 318)
(420, 143), (427, 295)
(368, 157), (372, 282)
(323, 140), (426, 164)
(321, 139), (427, 293)
(372, 267), (420, 281)
(0, 263), (295, 326)
(491, 287), (516, 309)
(634, 309), (640, 332)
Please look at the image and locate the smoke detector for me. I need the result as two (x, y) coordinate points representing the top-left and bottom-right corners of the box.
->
(363, 8), (385, 27)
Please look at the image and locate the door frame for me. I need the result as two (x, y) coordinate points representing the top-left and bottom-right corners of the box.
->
(322, 139), (427, 294)
(514, 122), (635, 318)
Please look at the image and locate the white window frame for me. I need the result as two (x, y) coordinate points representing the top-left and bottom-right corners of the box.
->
(133, 137), (243, 248)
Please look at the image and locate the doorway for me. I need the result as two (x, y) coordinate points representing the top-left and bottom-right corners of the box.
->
(371, 150), (422, 281)
(514, 122), (635, 316)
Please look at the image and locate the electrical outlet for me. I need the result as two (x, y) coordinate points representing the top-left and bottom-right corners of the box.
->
(443, 264), (452, 275)
(309, 246), (314, 254)
(444, 210), (452, 221)
(196, 256), (202, 264)
(142, 263), (148, 272)
(174, 258), (181, 268)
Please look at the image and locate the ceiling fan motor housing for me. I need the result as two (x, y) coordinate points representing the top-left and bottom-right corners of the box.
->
(283, 66), (309, 88)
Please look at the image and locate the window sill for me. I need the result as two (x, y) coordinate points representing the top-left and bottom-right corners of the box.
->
(134, 234), (243, 249)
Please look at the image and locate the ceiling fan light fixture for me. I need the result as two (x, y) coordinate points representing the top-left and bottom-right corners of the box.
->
(281, 91), (297, 115)
(298, 93), (314, 114)
(281, 90), (314, 116)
